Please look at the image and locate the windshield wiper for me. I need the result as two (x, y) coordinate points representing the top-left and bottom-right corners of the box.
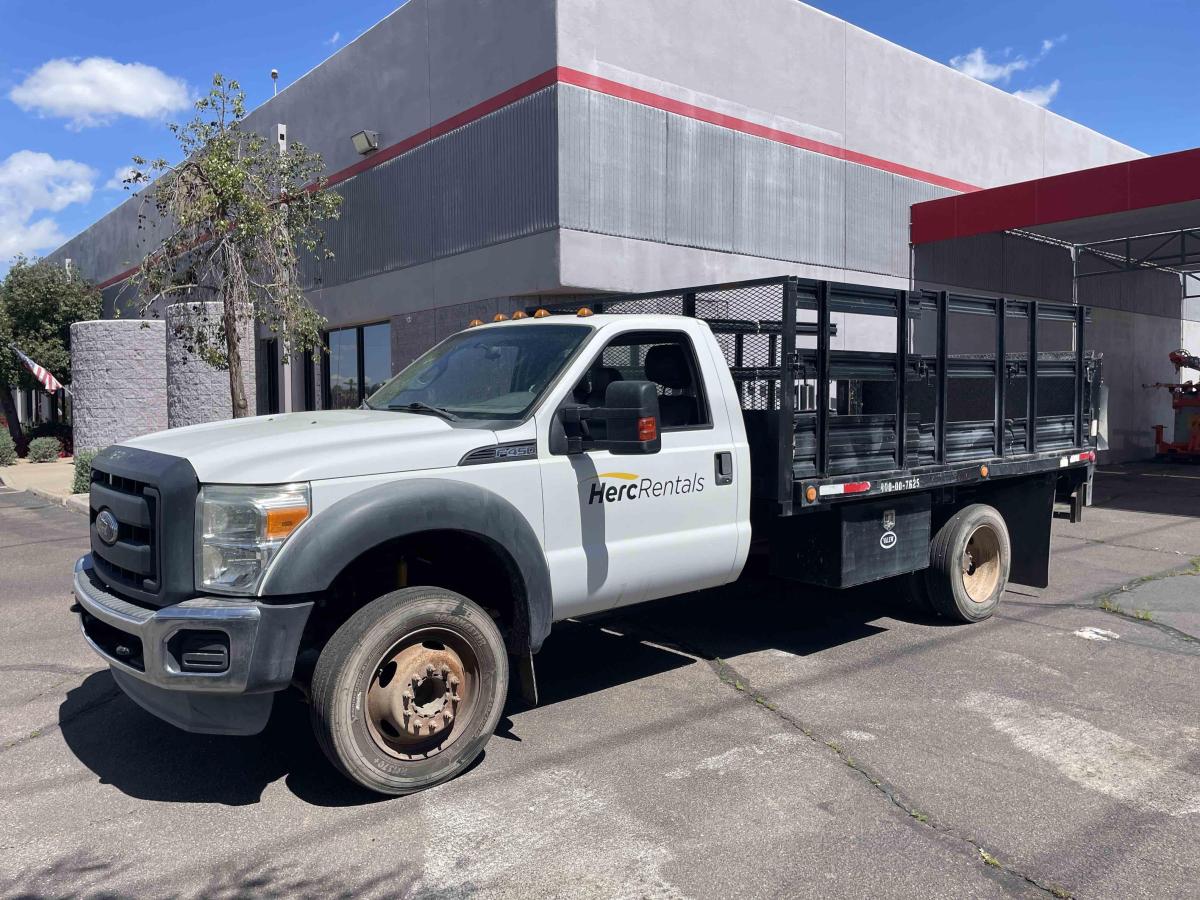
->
(386, 401), (459, 421)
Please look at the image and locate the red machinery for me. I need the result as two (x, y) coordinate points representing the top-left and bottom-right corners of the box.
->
(1146, 349), (1200, 460)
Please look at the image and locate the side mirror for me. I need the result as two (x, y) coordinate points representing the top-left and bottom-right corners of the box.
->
(556, 380), (661, 455)
(602, 381), (661, 455)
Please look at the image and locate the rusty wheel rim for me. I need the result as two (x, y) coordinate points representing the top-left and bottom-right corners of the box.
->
(365, 627), (476, 760)
(961, 523), (1002, 603)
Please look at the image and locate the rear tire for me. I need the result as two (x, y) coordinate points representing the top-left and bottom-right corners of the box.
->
(310, 586), (508, 795)
(924, 504), (1010, 623)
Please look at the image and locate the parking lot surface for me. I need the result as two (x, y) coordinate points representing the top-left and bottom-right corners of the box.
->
(1, 464), (1198, 899)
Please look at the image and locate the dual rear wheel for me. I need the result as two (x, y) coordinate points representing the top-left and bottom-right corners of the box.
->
(904, 503), (1011, 623)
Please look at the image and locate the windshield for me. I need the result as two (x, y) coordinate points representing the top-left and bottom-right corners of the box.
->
(366, 323), (593, 420)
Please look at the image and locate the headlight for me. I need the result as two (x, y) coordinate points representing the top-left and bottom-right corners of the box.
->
(196, 483), (310, 595)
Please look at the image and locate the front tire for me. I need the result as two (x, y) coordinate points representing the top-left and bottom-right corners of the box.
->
(923, 504), (1010, 623)
(310, 586), (509, 795)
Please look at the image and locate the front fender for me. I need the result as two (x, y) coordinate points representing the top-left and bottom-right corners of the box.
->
(259, 478), (553, 651)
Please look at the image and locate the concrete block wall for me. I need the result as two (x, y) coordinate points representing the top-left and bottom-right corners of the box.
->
(70, 320), (168, 452)
(166, 302), (257, 427)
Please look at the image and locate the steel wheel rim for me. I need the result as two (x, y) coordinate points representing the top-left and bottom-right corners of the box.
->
(961, 524), (1002, 603)
(365, 626), (478, 761)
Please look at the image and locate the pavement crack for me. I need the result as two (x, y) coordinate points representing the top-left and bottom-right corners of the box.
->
(703, 654), (1075, 899)
(1, 683), (122, 754)
(595, 614), (1075, 898)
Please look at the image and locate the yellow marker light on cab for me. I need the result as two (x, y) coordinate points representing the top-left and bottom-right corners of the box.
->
(493, 313), (508, 322)
(511, 310), (528, 320)
(576, 307), (594, 317)
(533, 308), (551, 318)
(467, 318), (484, 328)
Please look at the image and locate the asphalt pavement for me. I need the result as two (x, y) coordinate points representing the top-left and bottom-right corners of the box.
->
(1, 465), (1198, 899)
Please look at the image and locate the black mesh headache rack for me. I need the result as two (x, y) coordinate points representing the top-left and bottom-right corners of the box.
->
(537, 276), (1101, 516)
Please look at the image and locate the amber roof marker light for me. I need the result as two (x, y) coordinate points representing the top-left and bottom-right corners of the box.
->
(467, 318), (484, 328)
(493, 313), (508, 322)
(532, 308), (551, 318)
(511, 310), (528, 320)
(576, 307), (594, 317)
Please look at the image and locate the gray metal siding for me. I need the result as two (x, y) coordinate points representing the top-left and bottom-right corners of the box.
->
(557, 83), (955, 279)
(587, 90), (668, 241)
(306, 86), (559, 291)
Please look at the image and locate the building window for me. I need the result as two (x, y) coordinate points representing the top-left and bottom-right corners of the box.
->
(322, 322), (392, 409)
(259, 339), (280, 415)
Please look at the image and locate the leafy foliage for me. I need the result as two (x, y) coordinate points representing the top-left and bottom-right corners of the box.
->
(128, 74), (340, 416)
(27, 436), (61, 462)
(0, 258), (101, 390)
(0, 430), (15, 466)
(73, 449), (97, 494)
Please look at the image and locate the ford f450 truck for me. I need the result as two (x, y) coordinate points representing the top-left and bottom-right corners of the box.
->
(73, 276), (1100, 795)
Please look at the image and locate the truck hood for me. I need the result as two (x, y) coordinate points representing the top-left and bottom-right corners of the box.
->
(121, 410), (494, 484)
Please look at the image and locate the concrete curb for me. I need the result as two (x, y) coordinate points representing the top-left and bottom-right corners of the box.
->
(0, 470), (88, 515)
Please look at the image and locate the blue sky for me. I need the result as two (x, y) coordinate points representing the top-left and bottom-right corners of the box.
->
(0, 0), (1195, 275)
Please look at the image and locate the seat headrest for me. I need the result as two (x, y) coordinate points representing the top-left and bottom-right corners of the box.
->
(644, 344), (691, 389)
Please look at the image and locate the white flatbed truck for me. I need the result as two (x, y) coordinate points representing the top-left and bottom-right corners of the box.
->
(72, 276), (1100, 794)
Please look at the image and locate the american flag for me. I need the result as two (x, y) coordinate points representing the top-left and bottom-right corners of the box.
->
(9, 345), (65, 394)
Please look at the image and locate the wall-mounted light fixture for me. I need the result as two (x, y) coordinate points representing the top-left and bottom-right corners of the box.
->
(351, 130), (380, 155)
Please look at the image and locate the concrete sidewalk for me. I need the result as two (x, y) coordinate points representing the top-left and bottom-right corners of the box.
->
(0, 458), (87, 513)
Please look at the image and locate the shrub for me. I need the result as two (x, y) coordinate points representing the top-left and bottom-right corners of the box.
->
(0, 431), (15, 467)
(27, 436), (62, 462)
(23, 421), (73, 457)
(73, 450), (97, 494)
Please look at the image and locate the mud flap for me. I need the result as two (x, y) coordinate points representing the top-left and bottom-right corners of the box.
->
(513, 650), (538, 707)
(988, 474), (1055, 589)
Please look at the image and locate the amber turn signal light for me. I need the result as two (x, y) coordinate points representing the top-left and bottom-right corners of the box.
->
(805, 485), (818, 503)
(265, 505), (309, 540)
(980, 464), (989, 478)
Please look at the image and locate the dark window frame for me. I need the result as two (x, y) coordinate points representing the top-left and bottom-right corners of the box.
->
(583, 329), (713, 433)
(321, 321), (390, 410)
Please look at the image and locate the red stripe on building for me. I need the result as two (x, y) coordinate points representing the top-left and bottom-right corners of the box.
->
(98, 66), (981, 289)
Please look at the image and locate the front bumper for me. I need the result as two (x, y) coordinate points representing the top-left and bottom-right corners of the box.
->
(72, 555), (312, 735)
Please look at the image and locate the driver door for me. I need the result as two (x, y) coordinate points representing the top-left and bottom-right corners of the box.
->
(537, 326), (740, 619)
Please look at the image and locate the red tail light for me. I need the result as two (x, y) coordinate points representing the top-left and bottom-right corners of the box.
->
(843, 481), (871, 494)
(637, 417), (657, 442)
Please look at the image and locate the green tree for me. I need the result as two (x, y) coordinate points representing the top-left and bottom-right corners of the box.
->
(128, 73), (341, 418)
(0, 257), (101, 450)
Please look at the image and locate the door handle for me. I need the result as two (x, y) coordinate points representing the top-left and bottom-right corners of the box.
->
(715, 451), (733, 486)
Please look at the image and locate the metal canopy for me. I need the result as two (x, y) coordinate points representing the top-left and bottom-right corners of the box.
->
(910, 147), (1200, 299)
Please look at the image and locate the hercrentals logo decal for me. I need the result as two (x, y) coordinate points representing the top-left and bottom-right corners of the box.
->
(582, 471), (706, 505)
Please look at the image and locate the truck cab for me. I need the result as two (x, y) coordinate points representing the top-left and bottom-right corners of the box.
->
(74, 309), (751, 794)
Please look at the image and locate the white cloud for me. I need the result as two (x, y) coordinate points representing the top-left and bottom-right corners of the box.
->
(0, 150), (96, 262)
(949, 47), (1031, 84)
(1013, 80), (1061, 108)
(326, 31), (342, 46)
(9, 57), (190, 129)
(950, 36), (1066, 108)
(104, 165), (137, 191)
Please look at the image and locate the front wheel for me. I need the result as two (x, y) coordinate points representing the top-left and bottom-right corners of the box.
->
(923, 503), (1011, 623)
(310, 586), (509, 795)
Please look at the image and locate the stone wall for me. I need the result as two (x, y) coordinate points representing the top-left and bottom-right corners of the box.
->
(70, 320), (167, 452)
(166, 302), (256, 428)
